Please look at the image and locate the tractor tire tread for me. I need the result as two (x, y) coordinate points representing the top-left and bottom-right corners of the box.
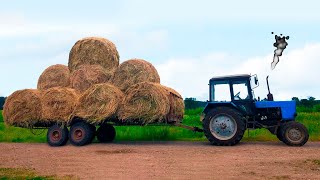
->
(280, 121), (309, 146)
(69, 122), (94, 146)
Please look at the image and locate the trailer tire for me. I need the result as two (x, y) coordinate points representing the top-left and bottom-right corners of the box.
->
(47, 125), (69, 147)
(69, 122), (94, 146)
(203, 107), (245, 146)
(280, 121), (309, 146)
(89, 124), (96, 142)
(97, 124), (116, 143)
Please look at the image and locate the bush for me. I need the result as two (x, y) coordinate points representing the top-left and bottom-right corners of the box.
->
(313, 104), (320, 112)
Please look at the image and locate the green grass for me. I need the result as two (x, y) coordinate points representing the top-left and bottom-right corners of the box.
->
(0, 109), (319, 143)
(0, 168), (56, 179)
(0, 110), (47, 143)
(312, 159), (320, 166)
(0, 110), (3, 122)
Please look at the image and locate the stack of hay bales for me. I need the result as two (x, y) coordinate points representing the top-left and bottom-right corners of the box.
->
(3, 36), (184, 127)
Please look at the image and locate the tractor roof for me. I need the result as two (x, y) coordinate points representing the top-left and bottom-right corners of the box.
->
(210, 74), (251, 81)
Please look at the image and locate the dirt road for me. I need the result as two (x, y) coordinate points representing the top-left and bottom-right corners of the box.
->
(0, 141), (320, 179)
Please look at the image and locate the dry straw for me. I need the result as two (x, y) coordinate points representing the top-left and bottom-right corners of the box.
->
(70, 65), (113, 93)
(68, 37), (119, 73)
(73, 83), (124, 123)
(118, 82), (170, 124)
(112, 59), (160, 92)
(41, 87), (79, 123)
(162, 86), (184, 123)
(3, 89), (42, 127)
(37, 64), (70, 90)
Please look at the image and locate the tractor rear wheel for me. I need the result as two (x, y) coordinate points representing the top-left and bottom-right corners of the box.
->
(69, 122), (94, 146)
(47, 125), (69, 147)
(280, 121), (309, 146)
(97, 124), (116, 143)
(276, 126), (284, 142)
(203, 107), (245, 146)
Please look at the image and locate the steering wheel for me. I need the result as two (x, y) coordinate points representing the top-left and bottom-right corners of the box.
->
(234, 91), (242, 100)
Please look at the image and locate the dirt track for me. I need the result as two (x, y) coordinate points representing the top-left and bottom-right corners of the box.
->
(0, 141), (320, 179)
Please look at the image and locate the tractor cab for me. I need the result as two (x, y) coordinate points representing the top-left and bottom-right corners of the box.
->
(202, 74), (309, 147)
(204, 74), (258, 116)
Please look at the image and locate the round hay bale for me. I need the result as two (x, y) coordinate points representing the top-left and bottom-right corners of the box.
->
(70, 65), (113, 93)
(41, 87), (79, 123)
(112, 59), (161, 92)
(118, 82), (170, 124)
(162, 86), (184, 123)
(3, 89), (42, 127)
(37, 64), (70, 90)
(68, 37), (119, 73)
(73, 83), (124, 123)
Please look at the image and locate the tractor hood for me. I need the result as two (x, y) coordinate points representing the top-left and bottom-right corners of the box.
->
(255, 101), (296, 120)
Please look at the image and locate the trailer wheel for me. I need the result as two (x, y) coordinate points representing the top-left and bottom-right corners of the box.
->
(203, 107), (245, 146)
(280, 121), (309, 146)
(89, 124), (96, 142)
(69, 122), (94, 146)
(47, 125), (69, 147)
(97, 124), (116, 143)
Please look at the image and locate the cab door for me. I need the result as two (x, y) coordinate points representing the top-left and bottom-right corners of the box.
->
(230, 79), (255, 115)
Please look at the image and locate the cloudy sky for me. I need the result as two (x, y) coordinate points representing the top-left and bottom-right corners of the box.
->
(1, 0), (320, 101)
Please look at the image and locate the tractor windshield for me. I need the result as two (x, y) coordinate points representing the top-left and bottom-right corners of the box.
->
(210, 78), (252, 102)
(211, 83), (231, 102)
(211, 82), (231, 102)
(232, 80), (250, 100)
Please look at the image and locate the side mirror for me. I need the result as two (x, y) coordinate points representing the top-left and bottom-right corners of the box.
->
(251, 74), (259, 89)
(254, 77), (258, 85)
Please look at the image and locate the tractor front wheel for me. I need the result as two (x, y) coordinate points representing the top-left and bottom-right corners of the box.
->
(280, 121), (309, 146)
(203, 107), (245, 146)
(47, 125), (69, 147)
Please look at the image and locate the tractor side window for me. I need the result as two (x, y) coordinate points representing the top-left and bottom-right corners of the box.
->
(233, 82), (249, 100)
(213, 84), (231, 102)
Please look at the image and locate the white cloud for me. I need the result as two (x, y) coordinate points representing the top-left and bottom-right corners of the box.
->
(156, 43), (320, 101)
(156, 53), (241, 100)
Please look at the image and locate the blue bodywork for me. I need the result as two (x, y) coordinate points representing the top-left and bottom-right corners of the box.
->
(255, 101), (296, 120)
(203, 100), (297, 121)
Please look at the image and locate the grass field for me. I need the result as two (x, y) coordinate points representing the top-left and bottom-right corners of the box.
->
(0, 109), (319, 143)
(0, 168), (75, 179)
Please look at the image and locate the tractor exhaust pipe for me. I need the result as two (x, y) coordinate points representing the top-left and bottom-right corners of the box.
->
(266, 76), (274, 101)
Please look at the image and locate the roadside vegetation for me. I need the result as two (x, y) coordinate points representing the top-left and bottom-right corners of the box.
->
(0, 167), (75, 179)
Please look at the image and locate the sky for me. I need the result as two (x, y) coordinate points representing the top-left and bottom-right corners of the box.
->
(0, 0), (320, 101)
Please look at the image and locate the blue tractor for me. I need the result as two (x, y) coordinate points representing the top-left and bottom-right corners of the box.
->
(202, 74), (309, 146)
